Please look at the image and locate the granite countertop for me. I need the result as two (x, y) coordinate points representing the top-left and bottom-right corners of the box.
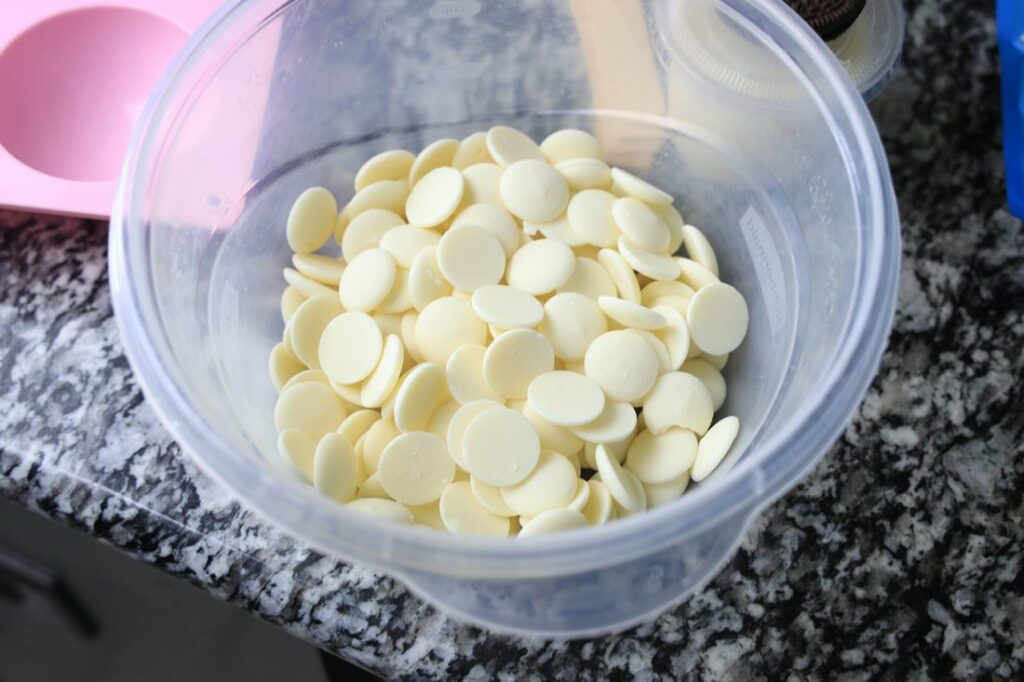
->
(2, 0), (1022, 678)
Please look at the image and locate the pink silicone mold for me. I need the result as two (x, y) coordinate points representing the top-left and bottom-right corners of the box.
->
(0, 1), (221, 218)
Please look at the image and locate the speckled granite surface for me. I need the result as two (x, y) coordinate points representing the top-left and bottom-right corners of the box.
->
(2, 1), (1022, 678)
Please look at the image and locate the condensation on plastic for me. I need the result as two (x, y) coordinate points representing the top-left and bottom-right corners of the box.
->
(109, 0), (901, 636)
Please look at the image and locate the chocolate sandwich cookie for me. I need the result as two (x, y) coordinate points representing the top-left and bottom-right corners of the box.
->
(784, 0), (868, 41)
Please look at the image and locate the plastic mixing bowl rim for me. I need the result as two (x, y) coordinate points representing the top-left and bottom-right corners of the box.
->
(109, 0), (900, 580)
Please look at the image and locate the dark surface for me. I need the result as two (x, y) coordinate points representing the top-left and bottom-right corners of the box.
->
(0, 499), (330, 681)
(1, 1), (1022, 679)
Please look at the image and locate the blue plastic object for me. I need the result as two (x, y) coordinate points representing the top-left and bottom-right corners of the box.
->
(998, 0), (1024, 218)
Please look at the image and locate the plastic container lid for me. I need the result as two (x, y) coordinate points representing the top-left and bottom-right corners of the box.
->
(673, 0), (904, 101)
(827, 0), (905, 100)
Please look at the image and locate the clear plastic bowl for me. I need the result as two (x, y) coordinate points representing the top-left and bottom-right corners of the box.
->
(109, 0), (900, 637)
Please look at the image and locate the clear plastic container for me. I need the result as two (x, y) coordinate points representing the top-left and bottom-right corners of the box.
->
(828, 0), (905, 100)
(109, 0), (900, 637)
(670, 0), (905, 102)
